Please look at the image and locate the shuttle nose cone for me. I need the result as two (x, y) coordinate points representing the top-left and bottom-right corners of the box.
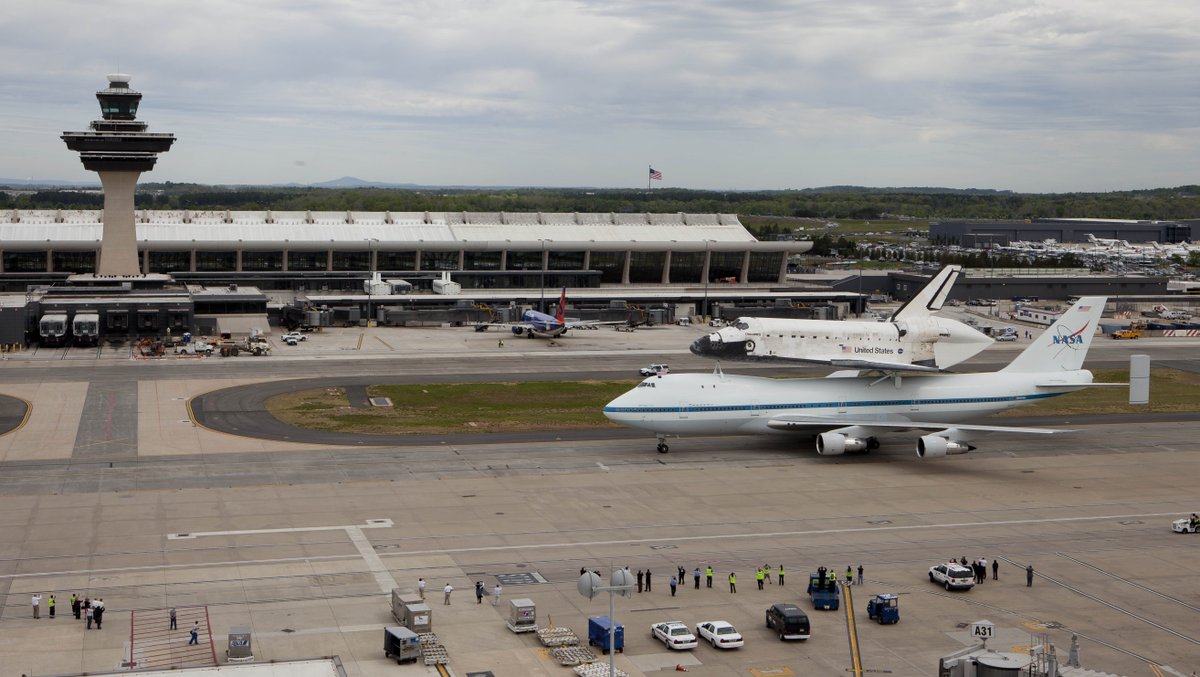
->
(690, 333), (748, 360)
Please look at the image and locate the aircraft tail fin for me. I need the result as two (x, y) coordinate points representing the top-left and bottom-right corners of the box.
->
(1001, 297), (1107, 373)
(891, 265), (961, 321)
(556, 288), (567, 325)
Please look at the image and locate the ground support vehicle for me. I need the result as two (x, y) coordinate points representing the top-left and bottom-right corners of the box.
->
(765, 603), (810, 640)
(175, 339), (214, 356)
(866, 593), (899, 624)
(807, 573), (840, 610)
(1172, 516), (1200, 533)
(587, 616), (623, 654)
(1112, 329), (1140, 340)
(217, 336), (272, 357)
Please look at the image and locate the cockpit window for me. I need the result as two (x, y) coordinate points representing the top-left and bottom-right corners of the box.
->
(735, 321), (749, 330)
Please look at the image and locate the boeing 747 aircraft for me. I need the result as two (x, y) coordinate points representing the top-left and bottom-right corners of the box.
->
(691, 265), (991, 372)
(605, 297), (1112, 456)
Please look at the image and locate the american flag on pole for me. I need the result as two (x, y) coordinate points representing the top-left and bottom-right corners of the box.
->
(649, 167), (663, 181)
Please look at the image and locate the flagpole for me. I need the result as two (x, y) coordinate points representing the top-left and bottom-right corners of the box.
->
(647, 164), (651, 191)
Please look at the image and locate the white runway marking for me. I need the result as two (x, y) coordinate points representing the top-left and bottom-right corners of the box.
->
(167, 518), (392, 540)
(3, 512), (1178, 582)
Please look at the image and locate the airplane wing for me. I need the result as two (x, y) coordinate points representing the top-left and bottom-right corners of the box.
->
(564, 320), (628, 329)
(765, 414), (1070, 435)
(471, 321), (534, 332)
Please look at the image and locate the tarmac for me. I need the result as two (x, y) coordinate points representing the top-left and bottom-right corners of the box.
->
(0, 323), (1197, 676)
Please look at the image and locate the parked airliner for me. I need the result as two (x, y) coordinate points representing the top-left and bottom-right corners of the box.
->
(475, 288), (622, 338)
(605, 297), (1110, 455)
(691, 265), (990, 372)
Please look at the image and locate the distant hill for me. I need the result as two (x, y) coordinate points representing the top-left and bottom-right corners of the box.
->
(0, 178), (99, 188)
(309, 176), (424, 189)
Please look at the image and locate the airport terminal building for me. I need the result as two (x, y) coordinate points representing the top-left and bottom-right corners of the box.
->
(930, 218), (1194, 247)
(0, 209), (807, 291)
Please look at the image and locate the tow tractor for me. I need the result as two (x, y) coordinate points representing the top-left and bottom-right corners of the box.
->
(1172, 515), (1200, 533)
(806, 572), (840, 611)
(866, 593), (899, 624)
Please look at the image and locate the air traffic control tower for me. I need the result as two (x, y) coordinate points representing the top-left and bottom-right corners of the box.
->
(62, 74), (175, 276)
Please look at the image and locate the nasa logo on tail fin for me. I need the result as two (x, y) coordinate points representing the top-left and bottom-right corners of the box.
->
(1002, 297), (1106, 373)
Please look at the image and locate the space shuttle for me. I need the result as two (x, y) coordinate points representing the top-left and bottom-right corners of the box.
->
(690, 265), (992, 372)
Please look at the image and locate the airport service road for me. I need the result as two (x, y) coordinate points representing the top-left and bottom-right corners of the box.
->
(0, 439), (1196, 677)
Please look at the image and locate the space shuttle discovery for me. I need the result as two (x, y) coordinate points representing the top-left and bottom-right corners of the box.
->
(690, 265), (991, 372)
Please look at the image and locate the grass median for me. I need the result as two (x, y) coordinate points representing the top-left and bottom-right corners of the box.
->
(265, 369), (1199, 435)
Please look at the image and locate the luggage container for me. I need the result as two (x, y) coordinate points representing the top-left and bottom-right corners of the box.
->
(383, 626), (421, 664)
(587, 615), (624, 654)
(390, 590), (423, 624)
(506, 598), (537, 633)
(225, 625), (253, 663)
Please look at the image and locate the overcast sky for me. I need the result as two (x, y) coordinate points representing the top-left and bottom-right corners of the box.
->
(2, 0), (1197, 192)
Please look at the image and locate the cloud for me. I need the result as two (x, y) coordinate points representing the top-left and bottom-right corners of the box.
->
(1, 0), (1197, 191)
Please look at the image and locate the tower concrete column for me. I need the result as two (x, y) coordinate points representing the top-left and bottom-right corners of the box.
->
(97, 171), (142, 275)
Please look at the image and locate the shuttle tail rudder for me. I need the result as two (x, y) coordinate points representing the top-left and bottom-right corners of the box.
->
(1001, 297), (1107, 373)
(891, 265), (962, 321)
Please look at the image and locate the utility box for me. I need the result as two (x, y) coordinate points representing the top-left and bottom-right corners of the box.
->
(383, 626), (421, 664)
(404, 602), (432, 633)
(506, 598), (537, 633)
(225, 626), (253, 663)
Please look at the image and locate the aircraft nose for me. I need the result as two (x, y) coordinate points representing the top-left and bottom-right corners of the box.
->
(690, 333), (749, 360)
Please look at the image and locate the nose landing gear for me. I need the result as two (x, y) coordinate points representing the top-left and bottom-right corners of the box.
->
(656, 435), (669, 453)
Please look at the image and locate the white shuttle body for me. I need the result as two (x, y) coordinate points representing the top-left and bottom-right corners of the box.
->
(691, 265), (991, 372)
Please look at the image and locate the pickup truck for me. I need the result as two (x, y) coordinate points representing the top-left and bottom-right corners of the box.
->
(1111, 329), (1140, 340)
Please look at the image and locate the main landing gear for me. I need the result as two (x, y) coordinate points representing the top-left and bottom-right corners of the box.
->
(656, 435), (669, 453)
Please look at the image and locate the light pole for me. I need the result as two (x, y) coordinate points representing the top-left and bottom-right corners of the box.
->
(702, 240), (713, 320)
(538, 238), (549, 313)
(578, 566), (634, 676)
(365, 238), (379, 326)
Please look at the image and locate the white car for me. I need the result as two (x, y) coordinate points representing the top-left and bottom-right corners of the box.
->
(651, 621), (697, 650)
(928, 563), (975, 590)
(695, 620), (743, 649)
(1172, 517), (1199, 533)
(282, 332), (306, 345)
(995, 330), (1018, 342)
(639, 363), (669, 377)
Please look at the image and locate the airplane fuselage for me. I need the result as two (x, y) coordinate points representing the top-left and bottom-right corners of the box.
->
(516, 309), (567, 338)
(603, 370), (1092, 436)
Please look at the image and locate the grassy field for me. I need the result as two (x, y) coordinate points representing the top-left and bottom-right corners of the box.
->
(266, 368), (1198, 435)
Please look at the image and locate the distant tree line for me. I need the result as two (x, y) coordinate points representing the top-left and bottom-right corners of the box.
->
(3, 184), (1198, 223)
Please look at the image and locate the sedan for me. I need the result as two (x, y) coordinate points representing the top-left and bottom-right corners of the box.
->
(695, 620), (743, 649)
(651, 621), (697, 650)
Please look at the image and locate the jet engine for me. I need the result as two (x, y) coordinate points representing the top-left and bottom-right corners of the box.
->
(816, 432), (868, 455)
(916, 435), (974, 459)
(511, 326), (524, 336)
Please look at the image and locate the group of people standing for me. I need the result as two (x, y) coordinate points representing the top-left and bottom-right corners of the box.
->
(626, 564), (801, 595)
(31, 593), (105, 629)
(959, 556), (998, 583)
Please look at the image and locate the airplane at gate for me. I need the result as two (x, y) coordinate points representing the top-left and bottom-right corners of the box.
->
(604, 297), (1113, 456)
(690, 265), (991, 372)
(474, 288), (623, 338)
